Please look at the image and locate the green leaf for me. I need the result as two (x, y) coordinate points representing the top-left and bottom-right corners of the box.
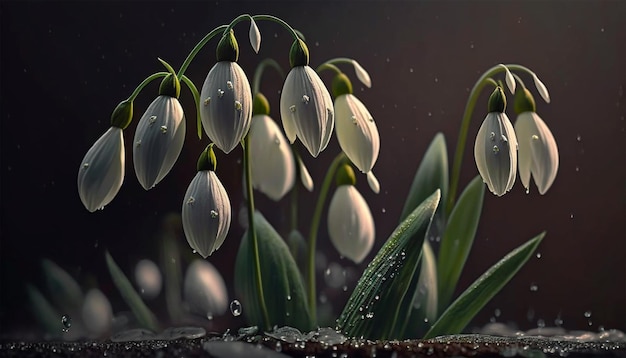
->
(234, 211), (313, 331)
(41, 259), (84, 314)
(180, 75), (202, 139)
(437, 175), (485, 310)
(25, 283), (61, 335)
(424, 232), (545, 338)
(105, 251), (159, 332)
(336, 190), (440, 340)
(400, 133), (448, 222)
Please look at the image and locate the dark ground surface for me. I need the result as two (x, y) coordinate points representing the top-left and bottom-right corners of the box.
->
(1, 334), (625, 358)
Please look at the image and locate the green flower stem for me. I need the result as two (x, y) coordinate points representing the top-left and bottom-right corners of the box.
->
(510, 73), (528, 90)
(127, 72), (169, 102)
(316, 63), (342, 75)
(290, 173), (299, 233)
(176, 25), (228, 78)
(252, 58), (284, 95)
(447, 64), (519, 216)
(251, 14), (301, 40)
(243, 134), (271, 330)
(307, 152), (346, 319)
(179, 75), (203, 139)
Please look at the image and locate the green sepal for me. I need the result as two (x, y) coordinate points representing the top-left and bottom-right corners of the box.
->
(424, 231), (545, 338)
(197, 145), (217, 172)
(488, 86), (506, 113)
(289, 39), (309, 67)
(335, 163), (356, 186)
(332, 73), (353, 98)
(514, 87), (537, 114)
(180, 75), (202, 139)
(105, 251), (159, 332)
(234, 211), (314, 331)
(159, 74), (181, 98)
(216, 29), (239, 62)
(336, 190), (440, 340)
(253, 92), (270, 116)
(110, 100), (133, 129)
(437, 175), (484, 312)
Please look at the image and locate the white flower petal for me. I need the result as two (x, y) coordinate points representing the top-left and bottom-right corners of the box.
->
(182, 171), (231, 258)
(133, 96), (186, 190)
(184, 260), (228, 317)
(532, 72), (551, 103)
(78, 127), (125, 212)
(366, 171), (380, 194)
(280, 66), (334, 157)
(249, 114), (295, 200)
(352, 59), (371, 88)
(134, 259), (162, 300)
(501, 64), (516, 95)
(327, 185), (375, 264)
(474, 112), (517, 196)
(515, 112), (559, 194)
(297, 155), (314, 191)
(334, 94), (380, 173)
(81, 289), (113, 336)
(200, 62), (253, 153)
(248, 18), (261, 54)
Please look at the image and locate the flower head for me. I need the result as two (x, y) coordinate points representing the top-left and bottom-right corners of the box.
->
(133, 95), (186, 190)
(280, 40), (334, 157)
(78, 126), (125, 212)
(327, 165), (375, 263)
(248, 114), (295, 201)
(514, 88), (558, 194)
(182, 148), (232, 258)
(474, 87), (518, 196)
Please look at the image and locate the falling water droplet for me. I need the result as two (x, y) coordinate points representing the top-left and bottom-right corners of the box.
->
(584, 311), (592, 318)
(530, 283), (539, 292)
(576, 134), (582, 142)
(286, 294), (291, 301)
(207, 313), (213, 320)
(210, 210), (219, 218)
(226, 80), (233, 90)
(230, 300), (242, 316)
(160, 125), (168, 134)
(275, 342), (282, 352)
(525, 187), (530, 194)
(536, 252), (542, 259)
(492, 145), (500, 154)
(61, 314), (72, 332)
(494, 308), (501, 317)
(204, 97), (211, 106)
(570, 213), (574, 219)
(289, 105), (296, 113)
(301, 95), (310, 104)
(217, 89), (224, 98)
(234, 101), (242, 111)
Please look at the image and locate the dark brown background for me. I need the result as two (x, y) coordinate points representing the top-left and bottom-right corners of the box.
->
(1, 1), (624, 336)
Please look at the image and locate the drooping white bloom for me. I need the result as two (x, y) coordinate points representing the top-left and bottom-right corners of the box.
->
(352, 60), (372, 88)
(248, 18), (261, 54)
(501, 64), (516, 94)
(334, 93), (380, 173)
(280, 66), (334, 157)
(200, 62), (253, 153)
(297, 155), (314, 191)
(182, 170), (231, 258)
(184, 259), (228, 318)
(531, 72), (551, 103)
(134, 259), (162, 299)
(78, 127), (125, 212)
(327, 185), (375, 264)
(514, 112), (559, 194)
(81, 288), (112, 336)
(248, 114), (295, 201)
(474, 112), (518, 196)
(133, 95), (186, 190)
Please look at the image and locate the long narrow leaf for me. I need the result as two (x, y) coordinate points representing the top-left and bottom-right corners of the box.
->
(424, 232), (545, 338)
(437, 175), (485, 310)
(336, 190), (440, 340)
(105, 251), (159, 331)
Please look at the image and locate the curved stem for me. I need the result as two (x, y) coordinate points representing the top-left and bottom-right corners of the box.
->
(127, 72), (169, 102)
(315, 63), (342, 76)
(510, 73), (528, 90)
(176, 25), (228, 78)
(243, 135), (271, 330)
(253, 58), (285, 95)
(252, 14), (301, 40)
(306, 152), (346, 320)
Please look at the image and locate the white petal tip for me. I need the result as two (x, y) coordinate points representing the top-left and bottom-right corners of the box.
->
(352, 60), (372, 88)
(366, 171), (380, 194)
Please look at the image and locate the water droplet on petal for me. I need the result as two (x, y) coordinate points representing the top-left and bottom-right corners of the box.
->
(210, 210), (219, 218)
(234, 101), (242, 111)
(274, 135), (280, 145)
(289, 105), (296, 113)
(149, 115), (157, 125)
(61, 314), (72, 332)
(368, 116), (374, 122)
(230, 300), (242, 316)
(135, 140), (142, 147)
(525, 187), (530, 194)
(160, 125), (168, 134)
(351, 116), (358, 125)
(301, 94), (310, 104)
(492, 145), (500, 154)
(532, 135), (539, 141)
(83, 163), (90, 168)
(226, 80), (233, 90)
(217, 89), (224, 98)
(204, 97), (211, 106)
(187, 196), (195, 205)
(501, 135), (508, 143)
(489, 132), (496, 141)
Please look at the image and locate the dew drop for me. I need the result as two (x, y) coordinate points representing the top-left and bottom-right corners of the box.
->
(61, 314), (72, 332)
(275, 342), (282, 352)
(576, 134), (582, 141)
(274, 135), (280, 145)
(532, 135), (539, 141)
(207, 313), (213, 320)
(83, 163), (89, 168)
(525, 187), (530, 194)
(530, 283), (539, 292)
(368, 116), (374, 122)
(570, 213), (574, 219)
(536, 252), (542, 259)
(226, 80), (233, 90)
(489, 132), (496, 141)
(204, 97), (211, 106)
(135, 140), (142, 147)
(187, 196), (195, 205)
(149, 115), (157, 124)
(492, 145), (500, 154)
(217, 89), (224, 98)
(351, 116), (358, 125)
(160, 125), (168, 134)
(501, 134), (508, 143)
(210, 210), (219, 218)
(584, 310), (592, 318)
(286, 294), (291, 301)
(301, 95), (310, 104)
(289, 105), (296, 113)
(234, 100), (242, 111)
(230, 300), (242, 316)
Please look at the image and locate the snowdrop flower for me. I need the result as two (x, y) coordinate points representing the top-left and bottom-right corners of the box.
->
(78, 101), (132, 212)
(81, 288), (112, 336)
(474, 87), (518, 196)
(280, 39), (334, 157)
(514, 88), (559, 194)
(200, 30), (253, 153)
(248, 18), (261, 54)
(327, 164), (375, 264)
(133, 87), (185, 190)
(184, 259), (228, 317)
(332, 72), (380, 174)
(182, 146), (231, 258)
(248, 113), (295, 201)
